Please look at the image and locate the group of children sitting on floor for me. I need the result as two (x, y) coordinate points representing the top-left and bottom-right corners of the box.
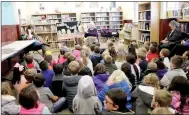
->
(2, 40), (189, 114)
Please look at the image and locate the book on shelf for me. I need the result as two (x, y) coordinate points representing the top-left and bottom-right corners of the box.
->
(109, 12), (121, 17)
(139, 11), (151, 20)
(167, 10), (181, 18)
(139, 22), (150, 30)
(123, 23), (132, 32)
(139, 33), (150, 42)
(183, 7), (189, 18)
(110, 17), (120, 21)
(96, 13), (108, 17)
(180, 23), (189, 33)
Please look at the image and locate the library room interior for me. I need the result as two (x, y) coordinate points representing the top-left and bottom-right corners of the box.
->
(2, 1), (189, 115)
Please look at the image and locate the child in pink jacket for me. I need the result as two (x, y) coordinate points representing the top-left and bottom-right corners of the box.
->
(168, 76), (189, 114)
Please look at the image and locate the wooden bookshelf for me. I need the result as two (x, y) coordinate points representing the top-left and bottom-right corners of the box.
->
(20, 12), (77, 48)
(138, 2), (160, 44)
(81, 11), (123, 32)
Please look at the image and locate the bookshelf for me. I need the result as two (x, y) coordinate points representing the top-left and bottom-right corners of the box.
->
(137, 2), (160, 44)
(81, 11), (123, 32)
(20, 12), (77, 48)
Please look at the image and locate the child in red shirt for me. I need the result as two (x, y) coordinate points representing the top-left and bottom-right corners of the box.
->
(147, 45), (159, 62)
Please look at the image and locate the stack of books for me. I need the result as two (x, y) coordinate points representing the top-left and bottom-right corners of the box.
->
(180, 23), (189, 33)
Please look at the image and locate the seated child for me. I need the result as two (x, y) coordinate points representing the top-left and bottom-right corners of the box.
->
(160, 48), (170, 69)
(73, 75), (102, 114)
(144, 62), (158, 76)
(63, 54), (76, 76)
(77, 60), (92, 76)
(52, 64), (64, 97)
(151, 107), (173, 114)
(137, 51), (148, 73)
(24, 69), (37, 83)
(19, 84), (51, 114)
(89, 44), (96, 58)
(147, 45), (159, 62)
(91, 46), (103, 68)
(72, 44), (82, 60)
(24, 54), (41, 71)
(131, 73), (160, 114)
(182, 50), (189, 72)
(39, 60), (55, 90)
(160, 55), (187, 88)
(121, 62), (136, 87)
(62, 61), (83, 112)
(126, 53), (141, 82)
(108, 46), (117, 63)
(154, 60), (168, 80)
(93, 63), (109, 93)
(57, 48), (68, 64)
(115, 51), (126, 70)
(104, 55), (117, 75)
(33, 73), (66, 113)
(168, 76), (189, 114)
(98, 70), (132, 110)
(150, 42), (159, 55)
(101, 88), (134, 114)
(12, 63), (27, 94)
(44, 51), (57, 68)
(151, 89), (175, 114)
(2, 82), (20, 115)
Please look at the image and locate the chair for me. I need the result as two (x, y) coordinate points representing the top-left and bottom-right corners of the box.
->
(85, 28), (99, 42)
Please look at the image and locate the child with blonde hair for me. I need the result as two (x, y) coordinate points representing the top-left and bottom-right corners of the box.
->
(131, 73), (160, 114)
(151, 107), (173, 114)
(160, 48), (170, 69)
(80, 47), (93, 74)
(115, 52), (126, 70)
(98, 70), (132, 110)
(2, 82), (21, 114)
(151, 90), (175, 114)
(104, 55), (117, 75)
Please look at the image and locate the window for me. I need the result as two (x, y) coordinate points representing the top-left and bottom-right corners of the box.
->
(166, 2), (182, 11)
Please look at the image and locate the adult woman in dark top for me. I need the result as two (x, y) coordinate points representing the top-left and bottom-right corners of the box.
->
(159, 20), (182, 51)
(21, 25), (49, 57)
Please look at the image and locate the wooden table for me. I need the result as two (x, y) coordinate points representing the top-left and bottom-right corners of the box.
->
(57, 33), (84, 48)
(1, 40), (36, 77)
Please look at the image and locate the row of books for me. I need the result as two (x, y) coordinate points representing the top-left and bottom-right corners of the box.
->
(139, 22), (150, 30)
(109, 13), (121, 16)
(32, 15), (46, 21)
(96, 18), (109, 21)
(139, 11), (151, 20)
(183, 7), (189, 18)
(110, 17), (121, 21)
(110, 22), (121, 25)
(110, 25), (121, 28)
(81, 14), (95, 17)
(96, 22), (108, 25)
(167, 10), (181, 18)
(96, 13), (108, 17)
(180, 23), (189, 33)
(123, 23), (132, 32)
(82, 18), (95, 22)
(47, 15), (61, 19)
(47, 19), (61, 24)
(34, 26), (51, 33)
(139, 33), (150, 42)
